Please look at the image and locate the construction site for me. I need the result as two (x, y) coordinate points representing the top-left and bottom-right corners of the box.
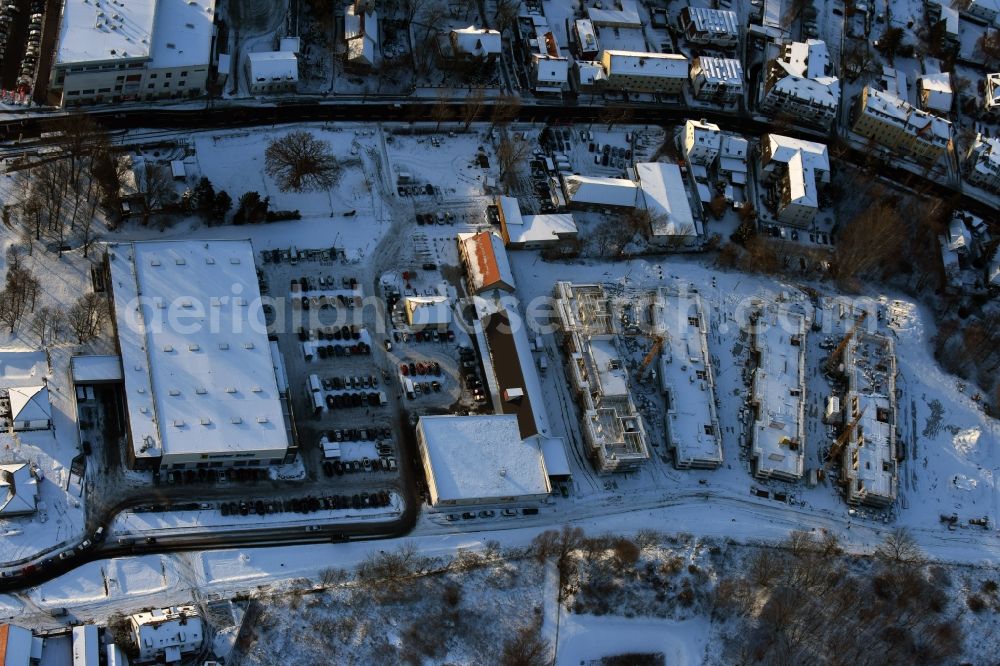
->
(649, 287), (722, 470)
(746, 300), (808, 483)
(823, 316), (900, 508)
(553, 282), (651, 474)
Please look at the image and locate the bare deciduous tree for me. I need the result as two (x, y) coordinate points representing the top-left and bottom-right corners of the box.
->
(497, 132), (530, 189)
(876, 528), (923, 565)
(134, 162), (173, 227)
(489, 94), (521, 131)
(67, 292), (108, 343)
(461, 87), (487, 131)
(500, 625), (550, 666)
(264, 131), (342, 192)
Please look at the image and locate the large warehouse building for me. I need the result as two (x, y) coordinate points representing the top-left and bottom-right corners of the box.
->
(106, 239), (295, 471)
(416, 415), (551, 506)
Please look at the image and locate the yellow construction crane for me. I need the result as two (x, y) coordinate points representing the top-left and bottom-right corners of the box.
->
(827, 407), (864, 467)
(824, 312), (868, 375)
(639, 335), (664, 380)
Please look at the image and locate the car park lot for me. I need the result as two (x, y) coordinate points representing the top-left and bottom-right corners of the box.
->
(258, 248), (408, 504)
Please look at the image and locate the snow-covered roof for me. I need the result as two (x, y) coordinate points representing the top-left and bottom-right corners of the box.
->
(575, 60), (607, 87)
(107, 240), (289, 464)
(766, 40), (840, 109)
(602, 50), (688, 79)
(652, 288), (722, 468)
(562, 173), (638, 207)
(879, 66), (909, 99)
(587, 0), (642, 27)
(967, 133), (1000, 182)
(575, 19), (598, 51)
(280, 37), (300, 53)
(721, 135), (749, 161)
(73, 625), (99, 666)
(506, 214), (579, 245)
(451, 26), (501, 56)
(149, 0), (216, 69)
(683, 118), (722, 160)
(681, 7), (739, 38)
(858, 86), (952, 145)
(459, 231), (516, 293)
(947, 218), (972, 252)
(55, 0), (155, 64)
(71, 355), (123, 383)
(417, 415), (550, 504)
(0, 463), (37, 515)
(345, 4), (378, 65)
(533, 435), (571, 477)
(533, 54), (569, 85)
(55, 0), (215, 67)
(405, 296), (453, 328)
(841, 332), (897, 505)
(692, 56), (743, 85)
(0, 624), (33, 665)
(246, 52), (298, 83)
(497, 196), (523, 228)
(986, 73), (1000, 109)
(917, 72), (953, 113)
(590, 337), (629, 397)
(635, 162), (699, 237)
(8, 385), (51, 429)
(0, 351), (46, 385)
(750, 305), (806, 481)
(765, 134), (829, 208)
(130, 606), (203, 662)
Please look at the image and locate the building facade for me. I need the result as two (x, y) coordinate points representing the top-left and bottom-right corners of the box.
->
(599, 50), (688, 94)
(852, 85), (952, 164)
(964, 133), (1000, 193)
(761, 40), (840, 128)
(49, 0), (216, 105)
(690, 56), (744, 104)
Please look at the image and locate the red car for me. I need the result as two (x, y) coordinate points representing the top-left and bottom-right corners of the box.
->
(400, 363), (409, 376)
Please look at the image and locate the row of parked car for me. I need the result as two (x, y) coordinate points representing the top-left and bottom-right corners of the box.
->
(157, 467), (268, 485)
(291, 275), (358, 292)
(220, 491), (392, 517)
(322, 374), (379, 391)
(445, 507), (539, 521)
(311, 342), (372, 360)
(328, 426), (392, 442)
(1, 1), (45, 91)
(322, 391), (384, 410)
(322, 457), (397, 476)
(460, 347), (488, 404)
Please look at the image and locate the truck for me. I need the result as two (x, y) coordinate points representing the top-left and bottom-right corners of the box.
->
(403, 378), (415, 400)
(308, 374), (322, 393)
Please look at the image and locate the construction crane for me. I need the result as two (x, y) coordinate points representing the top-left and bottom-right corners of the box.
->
(639, 335), (664, 381)
(827, 407), (864, 467)
(824, 311), (868, 375)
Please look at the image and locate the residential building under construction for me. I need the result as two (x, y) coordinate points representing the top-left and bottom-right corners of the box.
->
(553, 282), (650, 473)
(829, 328), (899, 507)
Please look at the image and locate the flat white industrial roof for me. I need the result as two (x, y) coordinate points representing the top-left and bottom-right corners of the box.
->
(149, 0), (216, 69)
(418, 415), (550, 503)
(107, 240), (288, 462)
(653, 289), (721, 467)
(56, 0), (216, 67)
(56, 0), (155, 64)
(751, 305), (806, 480)
(635, 162), (700, 237)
